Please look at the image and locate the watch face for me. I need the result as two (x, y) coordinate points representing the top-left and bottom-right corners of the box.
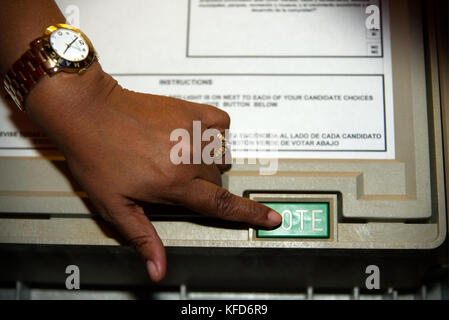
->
(49, 28), (89, 62)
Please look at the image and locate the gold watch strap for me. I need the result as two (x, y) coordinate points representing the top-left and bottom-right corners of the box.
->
(3, 39), (55, 112)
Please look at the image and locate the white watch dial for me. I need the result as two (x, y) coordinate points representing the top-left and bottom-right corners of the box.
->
(50, 28), (89, 62)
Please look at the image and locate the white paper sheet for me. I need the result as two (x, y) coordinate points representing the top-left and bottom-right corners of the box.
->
(0, 0), (395, 159)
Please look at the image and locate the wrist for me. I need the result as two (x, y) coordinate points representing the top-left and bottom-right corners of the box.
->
(27, 61), (113, 114)
(24, 62), (118, 152)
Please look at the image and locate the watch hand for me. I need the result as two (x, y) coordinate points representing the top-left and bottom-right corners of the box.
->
(63, 36), (78, 54)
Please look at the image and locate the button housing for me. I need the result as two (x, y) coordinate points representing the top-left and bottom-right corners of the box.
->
(257, 202), (330, 238)
(247, 192), (337, 243)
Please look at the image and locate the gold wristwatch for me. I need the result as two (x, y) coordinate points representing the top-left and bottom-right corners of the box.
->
(3, 23), (98, 112)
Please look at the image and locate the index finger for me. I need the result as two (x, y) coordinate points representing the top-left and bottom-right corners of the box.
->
(179, 178), (282, 227)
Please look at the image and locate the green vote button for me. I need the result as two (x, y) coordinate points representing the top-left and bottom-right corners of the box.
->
(257, 203), (329, 238)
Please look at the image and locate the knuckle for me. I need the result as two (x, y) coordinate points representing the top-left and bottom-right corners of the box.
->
(162, 172), (179, 189)
(158, 166), (185, 190)
(129, 234), (157, 252)
(213, 188), (235, 219)
(101, 210), (116, 224)
(203, 105), (230, 128)
(218, 110), (231, 127)
(99, 204), (125, 225)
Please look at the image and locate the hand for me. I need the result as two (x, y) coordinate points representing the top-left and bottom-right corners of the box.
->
(25, 63), (282, 282)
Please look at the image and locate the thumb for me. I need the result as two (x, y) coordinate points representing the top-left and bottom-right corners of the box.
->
(100, 196), (167, 282)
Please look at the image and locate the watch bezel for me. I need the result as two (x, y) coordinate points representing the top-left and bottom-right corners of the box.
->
(38, 23), (97, 74)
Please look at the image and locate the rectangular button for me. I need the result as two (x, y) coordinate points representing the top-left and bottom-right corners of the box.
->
(257, 203), (329, 238)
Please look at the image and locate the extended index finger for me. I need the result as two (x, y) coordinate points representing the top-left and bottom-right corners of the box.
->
(179, 178), (282, 227)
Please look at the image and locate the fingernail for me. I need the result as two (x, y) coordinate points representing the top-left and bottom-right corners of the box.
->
(267, 210), (282, 226)
(146, 260), (160, 282)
